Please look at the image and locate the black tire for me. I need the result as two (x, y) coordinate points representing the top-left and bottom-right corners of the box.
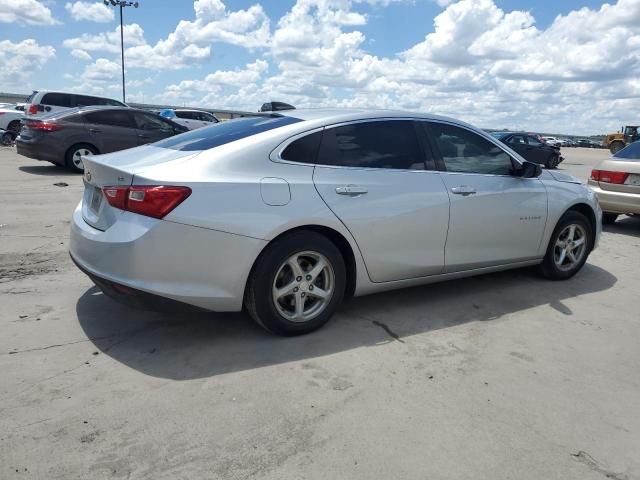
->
(65, 143), (97, 173)
(545, 154), (559, 169)
(609, 141), (624, 154)
(602, 212), (619, 225)
(539, 211), (593, 280)
(7, 120), (20, 135)
(245, 230), (346, 336)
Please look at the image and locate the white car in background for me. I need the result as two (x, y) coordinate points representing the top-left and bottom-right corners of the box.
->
(23, 90), (127, 118)
(0, 104), (24, 137)
(542, 136), (562, 147)
(159, 109), (219, 130)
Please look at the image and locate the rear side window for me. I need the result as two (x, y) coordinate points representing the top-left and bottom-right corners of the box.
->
(84, 110), (134, 128)
(41, 93), (73, 108)
(317, 120), (425, 170)
(175, 111), (192, 119)
(281, 131), (323, 163)
(154, 115), (302, 151)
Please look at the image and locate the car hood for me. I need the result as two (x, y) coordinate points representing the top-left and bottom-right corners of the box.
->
(545, 170), (582, 184)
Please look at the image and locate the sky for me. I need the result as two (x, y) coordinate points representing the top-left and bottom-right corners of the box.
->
(1, 0), (639, 134)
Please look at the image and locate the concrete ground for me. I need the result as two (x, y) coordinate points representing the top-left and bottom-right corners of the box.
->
(1, 146), (638, 480)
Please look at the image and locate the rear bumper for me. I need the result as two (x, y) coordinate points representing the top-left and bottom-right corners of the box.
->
(16, 139), (64, 165)
(589, 184), (640, 215)
(69, 202), (267, 312)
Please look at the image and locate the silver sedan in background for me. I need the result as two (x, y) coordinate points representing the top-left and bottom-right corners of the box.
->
(70, 109), (601, 336)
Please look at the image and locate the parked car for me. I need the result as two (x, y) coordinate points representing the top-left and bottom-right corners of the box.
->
(0, 104), (24, 138)
(542, 136), (562, 147)
(23, 90), (127, 118)
(588, 141), (640, 224)
(69, 109), (601, 336)
(159, 109), (219, 130)
(491, 131), (563, 168)
(16, 106), (187, 172)
(576, 138), (596, 148)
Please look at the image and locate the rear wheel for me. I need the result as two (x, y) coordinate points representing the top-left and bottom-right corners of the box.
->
(539, 211), (592, 280)
(245, 231), (346, 336)
(65, 144), (96, 173)
(7, 120), (20, 135)
(602, 212), (619, 225)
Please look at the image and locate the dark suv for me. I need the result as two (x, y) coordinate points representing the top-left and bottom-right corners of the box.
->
(16, 106), (188, 172)
(491, 131), (563, 169)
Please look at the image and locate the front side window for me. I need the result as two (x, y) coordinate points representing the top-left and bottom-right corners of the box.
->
(527, 136), (543, 146)
(134, 112), (174, 132)
(318, 120), (425, 170)
(508, 134), (527, 145)
(84, 110), (134, 128)
(427, 122), (513, 176)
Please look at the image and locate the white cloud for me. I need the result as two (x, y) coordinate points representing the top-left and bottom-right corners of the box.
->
(63, 23), (147, 54)
(0, 39), (55, 91)
(82, 58), (122, 82)
(70, 48), (92, 60)
(65, 1), (114, 23)
(0, 0), (58, 25)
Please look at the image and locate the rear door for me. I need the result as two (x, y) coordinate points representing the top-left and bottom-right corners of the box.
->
(423, 121), (547, 272)
(312, 119), (450, 282)
(82, 110), (138, 153)
(133, 111), (177, 144)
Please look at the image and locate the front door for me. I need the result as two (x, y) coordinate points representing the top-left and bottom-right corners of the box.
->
(422, 121), (548, 272)
(133, 112), (177, 145)
(312, 119), (450, 283)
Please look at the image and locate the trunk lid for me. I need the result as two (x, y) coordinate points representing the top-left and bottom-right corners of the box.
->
(80, 145), (201, 231)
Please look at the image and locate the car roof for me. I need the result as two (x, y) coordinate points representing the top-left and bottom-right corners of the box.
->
(277, 107), (473, 128)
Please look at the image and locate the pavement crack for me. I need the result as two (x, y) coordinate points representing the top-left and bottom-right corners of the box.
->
(372, 320), (405, 343)
(571, 451), (629, 480)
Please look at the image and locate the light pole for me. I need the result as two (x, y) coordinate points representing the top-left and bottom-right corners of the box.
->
(103, 0), (139, 103)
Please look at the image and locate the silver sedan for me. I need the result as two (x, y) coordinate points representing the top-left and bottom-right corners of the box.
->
(70, 109), (602, 335)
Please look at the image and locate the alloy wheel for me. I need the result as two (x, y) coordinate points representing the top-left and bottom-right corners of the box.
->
(72, 148), (93, 170)
(272, 251), (335, 322)
(553, 224), (587, 271)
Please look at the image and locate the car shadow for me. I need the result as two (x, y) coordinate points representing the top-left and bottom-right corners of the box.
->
(76, 263), (617, 380)
(19, 165), (77, 176)
(604, 215), (640, 238)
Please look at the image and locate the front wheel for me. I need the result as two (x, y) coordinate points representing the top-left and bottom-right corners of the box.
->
(245, 231), (346, 336)
(539, 211), (592, 280)
(545, 154), (559, 169)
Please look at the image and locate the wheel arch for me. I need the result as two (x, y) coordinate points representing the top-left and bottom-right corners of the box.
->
(564, 202), (597, 250)
(245, 224), (358, 303)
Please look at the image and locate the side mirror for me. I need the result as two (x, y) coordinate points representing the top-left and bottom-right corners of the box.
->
(519, 160), (542, 178)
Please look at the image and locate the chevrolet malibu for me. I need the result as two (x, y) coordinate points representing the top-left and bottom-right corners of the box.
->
(70, 109), (602, 335)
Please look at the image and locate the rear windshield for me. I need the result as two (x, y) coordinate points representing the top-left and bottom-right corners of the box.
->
(613, 141), (640, 160)
(153, 115), (302, 151)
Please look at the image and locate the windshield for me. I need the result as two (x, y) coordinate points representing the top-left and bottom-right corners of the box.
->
(153, 115), (302, 151)
(613, 141), (640, 160)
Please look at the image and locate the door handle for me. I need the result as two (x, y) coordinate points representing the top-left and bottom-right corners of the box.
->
(138, 134), (148, 138)
(451, 185), (476, 196)
(335, 185), (368, 196)
(89, 128), (101, 134)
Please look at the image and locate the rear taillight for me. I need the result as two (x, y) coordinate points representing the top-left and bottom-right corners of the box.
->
(27, 104), (38, 115)
(590, 169), (629, 184)
(25, 120), (63, 132)
(101, 185), (191, 219)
